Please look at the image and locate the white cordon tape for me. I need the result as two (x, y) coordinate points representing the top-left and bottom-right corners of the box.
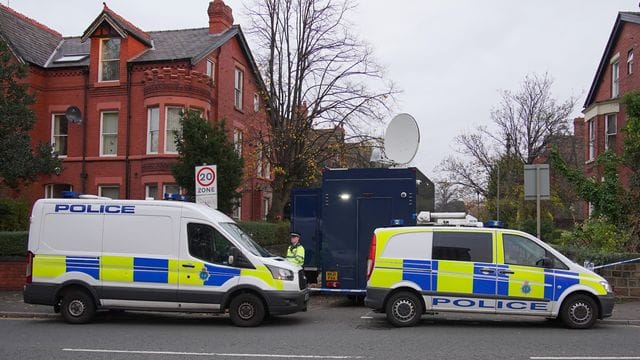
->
(593, 257), (640, 270)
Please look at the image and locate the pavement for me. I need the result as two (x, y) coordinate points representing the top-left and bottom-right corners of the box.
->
(1, 290), (639, 325)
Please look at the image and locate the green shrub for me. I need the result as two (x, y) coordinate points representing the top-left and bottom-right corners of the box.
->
(552, 244), (640, 266)
(0, 197), (30, 231)
(0, 231), (28, 256)
(560, 216), (630, 253)
(237, 221), (290, 247)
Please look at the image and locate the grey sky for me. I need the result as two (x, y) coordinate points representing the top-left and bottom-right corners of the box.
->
(4, 0), (638, 179)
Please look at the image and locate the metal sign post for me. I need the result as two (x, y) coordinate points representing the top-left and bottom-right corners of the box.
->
(195, 164), (218, 208)
(524, 164), (550, 239)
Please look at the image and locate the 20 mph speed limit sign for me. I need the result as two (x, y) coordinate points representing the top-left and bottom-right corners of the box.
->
(195, 165), (217, 208)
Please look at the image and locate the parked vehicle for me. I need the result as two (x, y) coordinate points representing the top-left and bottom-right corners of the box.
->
(290, 167), (433, 294)
(364, 225), (615, 329)
(23, 196), (308, 327)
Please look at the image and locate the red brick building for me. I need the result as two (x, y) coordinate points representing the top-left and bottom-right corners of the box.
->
(0, 1), (273, 220)
(583, 12), (638, 191)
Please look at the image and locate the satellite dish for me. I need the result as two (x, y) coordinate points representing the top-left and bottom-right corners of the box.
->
(65, 106), (83, 124)
(383, 113), (420, 165)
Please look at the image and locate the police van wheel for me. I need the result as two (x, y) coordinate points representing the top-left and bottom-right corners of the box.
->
(229, 293), (265, 327)
(60, 289), (96, 324)
(560, 294), (598, 329)
(385, 291), (422, 327)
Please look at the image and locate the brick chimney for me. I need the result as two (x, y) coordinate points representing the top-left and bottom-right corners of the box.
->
(208, 0), (234, 34)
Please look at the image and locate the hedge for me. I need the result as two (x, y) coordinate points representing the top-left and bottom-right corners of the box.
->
(236, 221), (290, 247)
(0, 231), (28, 257)
(552, 244), (640, 266)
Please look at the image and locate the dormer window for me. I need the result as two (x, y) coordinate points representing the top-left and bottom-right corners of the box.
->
(100, 38), (120, 81)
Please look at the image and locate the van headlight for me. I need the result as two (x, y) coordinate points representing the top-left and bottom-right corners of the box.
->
(600, 280), (612, 293)
(266, 265), (294, 281)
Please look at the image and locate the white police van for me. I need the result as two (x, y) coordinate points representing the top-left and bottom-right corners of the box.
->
(365, 214), (615, 329)
(23, 197), (308, 326)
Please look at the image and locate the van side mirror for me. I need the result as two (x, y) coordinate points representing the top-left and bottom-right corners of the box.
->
(229, 247), (254, 269)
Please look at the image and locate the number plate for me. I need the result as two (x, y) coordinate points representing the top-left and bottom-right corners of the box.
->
(325, 271), (338, 281)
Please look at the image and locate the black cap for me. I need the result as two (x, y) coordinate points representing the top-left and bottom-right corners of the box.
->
(290, 232), (301, 237)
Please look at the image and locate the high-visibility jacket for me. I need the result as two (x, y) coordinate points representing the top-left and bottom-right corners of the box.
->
(286, 244), (305, 266)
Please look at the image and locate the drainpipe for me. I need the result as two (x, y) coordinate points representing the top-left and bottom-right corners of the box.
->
(125, 63), (133, 199)
(81, 67), (89, 193)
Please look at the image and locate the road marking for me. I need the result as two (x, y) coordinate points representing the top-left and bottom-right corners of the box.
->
(360, 310), (374, 319)
(62, 348), (364, 359)
(530, 358), (640, 360)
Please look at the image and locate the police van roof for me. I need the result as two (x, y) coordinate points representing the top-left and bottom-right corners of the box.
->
(35, 198), (234, 224)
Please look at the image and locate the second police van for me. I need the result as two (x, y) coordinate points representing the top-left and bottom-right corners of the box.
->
(23, 197), (308, 327)
(364, 219), (615, 329)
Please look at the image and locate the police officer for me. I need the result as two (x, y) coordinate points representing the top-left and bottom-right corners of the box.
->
(286, 232), (305, 266)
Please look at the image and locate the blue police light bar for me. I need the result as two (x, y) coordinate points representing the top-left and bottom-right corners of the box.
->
(484, 220), (505, 228)
(390, 219), (405, 226)
(164, 193), (189, 202)
(61, 191), (81, 198)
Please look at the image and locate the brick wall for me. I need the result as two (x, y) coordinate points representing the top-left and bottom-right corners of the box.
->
(0, 258), (25, 291)
(597, 262), (640, 299)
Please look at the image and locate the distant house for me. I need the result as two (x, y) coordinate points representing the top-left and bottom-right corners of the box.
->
(0, 0), (272, 220)
(583, 12), (638, 195)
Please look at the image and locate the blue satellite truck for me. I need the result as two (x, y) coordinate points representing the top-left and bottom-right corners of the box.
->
(290, 168), (434, 295)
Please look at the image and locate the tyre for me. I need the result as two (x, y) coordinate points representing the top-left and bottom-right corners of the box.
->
(60, 289), (96, 324)
(560, 294), (599, 329)
(229, 293), (266, 327)
(385, 291), (423, 327)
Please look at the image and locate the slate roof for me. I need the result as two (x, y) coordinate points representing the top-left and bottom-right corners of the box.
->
(0, 4), (258, 77)
(0, 3), (61, 67)
(584, 12), (640, 108)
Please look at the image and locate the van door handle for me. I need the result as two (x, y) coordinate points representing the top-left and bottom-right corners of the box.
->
(182, 264), (195, 268)
(480, 268), (495, 274)
(499, 270), (515, 275)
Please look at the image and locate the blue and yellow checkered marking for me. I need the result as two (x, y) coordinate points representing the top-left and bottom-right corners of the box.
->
(66, 256), (100, 280)
(35, 255), (247, 287)
(402, 259), (437, 291)
(398, 259), (581, 301)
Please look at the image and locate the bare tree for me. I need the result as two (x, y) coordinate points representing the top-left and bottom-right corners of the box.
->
(246, 0), (397, 220)
(434, 179), (465, 212)
(438, 73), (576, 197)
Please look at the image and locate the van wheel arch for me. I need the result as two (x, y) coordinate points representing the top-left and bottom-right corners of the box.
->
(55, 282), (99, 311)
(560, 290), (603, 319)
(223, 287), (269, 315)
(383, 287), (425, 314)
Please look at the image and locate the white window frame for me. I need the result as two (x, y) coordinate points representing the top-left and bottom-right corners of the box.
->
(206, 60), (215, 80)
(256, 148), (263, 178)
(262, 197), (270, 221)
(147, 107), (160, 154)
(98, 185), (120, 199)
(100, 111), (119, 157)
(253, 93), (260, 112)
(44, 184), (72, 198)
(51, 114), (68, 158)
(233, 202), (242, 221)
(588, 118), (595, 161)
(628, 50), (634, 75)
(264, 159), (271, 180)
(233, 129), (243, 157)
(163, 184), (180, 198)
(612, 61), (620, 98)
(145, 184), (158, 200)
(234, 68), (244, 110)
(165, 106), (183, 154)
(99, 38), (120, 82)
(605, 113), (617, 150)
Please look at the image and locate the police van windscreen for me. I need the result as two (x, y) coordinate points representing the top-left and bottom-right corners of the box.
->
(220, 223), (272, 257)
